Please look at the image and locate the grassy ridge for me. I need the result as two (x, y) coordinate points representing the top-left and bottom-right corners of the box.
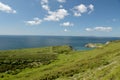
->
(0, 41), (120, 80)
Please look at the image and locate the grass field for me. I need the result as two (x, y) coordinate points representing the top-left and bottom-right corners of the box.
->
(0, 40), (120, 80)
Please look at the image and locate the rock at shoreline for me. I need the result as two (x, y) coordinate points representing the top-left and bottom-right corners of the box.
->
(85, 41), (111, 48)
(85, 43), (103, 48)
(105, 41), (110, 45)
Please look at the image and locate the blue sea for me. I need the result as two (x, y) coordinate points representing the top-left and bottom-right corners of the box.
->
(0, 35), (120, 50)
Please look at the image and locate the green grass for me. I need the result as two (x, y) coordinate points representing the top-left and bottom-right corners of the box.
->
(0, 40), (120, 80)
(0, 45), (72, 73)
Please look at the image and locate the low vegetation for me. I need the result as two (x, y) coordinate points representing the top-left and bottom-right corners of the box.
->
(0, 45), (72, 74)
(0, 40), (120, 80)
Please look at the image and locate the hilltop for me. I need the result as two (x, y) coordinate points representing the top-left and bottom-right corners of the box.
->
(0, 40), (120, 80)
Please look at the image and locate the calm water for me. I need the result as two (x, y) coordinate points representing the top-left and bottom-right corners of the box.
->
(0, 35), (120, 50)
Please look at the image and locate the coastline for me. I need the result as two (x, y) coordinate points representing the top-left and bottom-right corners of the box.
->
(0, 36), (120, 50)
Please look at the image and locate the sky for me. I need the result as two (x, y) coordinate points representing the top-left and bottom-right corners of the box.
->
(0, 0), (120, 37)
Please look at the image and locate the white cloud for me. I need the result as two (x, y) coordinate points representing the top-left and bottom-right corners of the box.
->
(57, 0), (66, 3)
(72, 4), (87, 17)
(41, 0), (68, 22)
(74, 12), (81, 17)
(64, 28), (71, 32)
(60, 22), (74, 27)
(94, 27), (112, 32)
(41, 0), (50, 11)
(59, 5), (63, 8)
(85, 28), (94, 31)
(88, 4), (94, 14)
(72, 4), (94, 17)
(42, 5), (50, 11)
(86, 27), (112, 32)
(64, 28), (68, 32)
(75, 4), (87, 13)
(41, 0), (48, 4)
(25, 18), (42, 26)
(0, 2), (16, 13)
(44, 9), (69, 21)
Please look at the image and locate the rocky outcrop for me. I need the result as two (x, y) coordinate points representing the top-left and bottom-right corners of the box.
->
(85, 43), (103, 48)
(105, 41), (110, 45)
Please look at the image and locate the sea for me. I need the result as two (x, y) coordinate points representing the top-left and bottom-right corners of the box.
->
(0, 35), (120, 50)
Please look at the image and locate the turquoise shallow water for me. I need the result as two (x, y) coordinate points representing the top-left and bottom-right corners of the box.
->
(0, 35), (120, 50)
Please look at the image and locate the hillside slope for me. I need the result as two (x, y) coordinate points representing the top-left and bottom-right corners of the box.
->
(0, 40), (120, 80)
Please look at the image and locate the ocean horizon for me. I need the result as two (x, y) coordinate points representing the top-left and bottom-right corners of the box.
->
(0, 35), (120, 50)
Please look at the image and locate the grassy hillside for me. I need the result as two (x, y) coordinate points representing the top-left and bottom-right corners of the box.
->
(0, 45), (72, 74)
(0, 40), (120, 80)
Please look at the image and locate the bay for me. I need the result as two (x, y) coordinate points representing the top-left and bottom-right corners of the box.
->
(0, 35), (120, 50)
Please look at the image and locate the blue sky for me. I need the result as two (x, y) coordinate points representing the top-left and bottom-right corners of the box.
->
(0, 0), (120, 37)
